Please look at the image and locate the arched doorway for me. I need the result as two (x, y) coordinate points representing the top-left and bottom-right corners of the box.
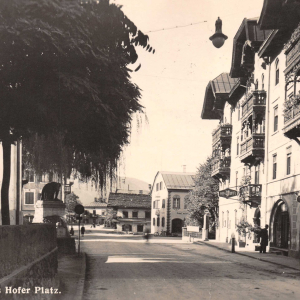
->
(172, 218), (183, 234)
(253, 208), (261, 243)
(271, 200), (290, 249)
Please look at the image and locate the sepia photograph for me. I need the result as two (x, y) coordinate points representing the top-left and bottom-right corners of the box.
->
(0, 0), (300, 299)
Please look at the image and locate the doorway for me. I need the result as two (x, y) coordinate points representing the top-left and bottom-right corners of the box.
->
(273, 201), (290, 249)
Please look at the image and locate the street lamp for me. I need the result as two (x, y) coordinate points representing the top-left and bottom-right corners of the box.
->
(209, 17), (228, 48)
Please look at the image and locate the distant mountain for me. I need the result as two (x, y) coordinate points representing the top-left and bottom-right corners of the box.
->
(114, 177), (150, 192)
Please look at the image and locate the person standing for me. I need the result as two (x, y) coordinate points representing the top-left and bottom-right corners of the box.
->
(260, 224), (269, 253)
(81, 226), (85, 237)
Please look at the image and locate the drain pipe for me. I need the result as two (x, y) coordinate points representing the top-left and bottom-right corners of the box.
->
(265, 56), (271, 227)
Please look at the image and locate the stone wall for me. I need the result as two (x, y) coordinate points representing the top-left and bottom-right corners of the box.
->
(0, 224), (57, 278)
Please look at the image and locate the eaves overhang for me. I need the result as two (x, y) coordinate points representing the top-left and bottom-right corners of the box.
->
(201, 73), (238, 119)
(230, 18), (272, 78)
(258, 0), (300, 31)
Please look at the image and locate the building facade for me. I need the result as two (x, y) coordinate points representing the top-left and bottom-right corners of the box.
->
(201, 1), (300, 258)
(151, 171), (195, 236)
(107, 193), (151, 234)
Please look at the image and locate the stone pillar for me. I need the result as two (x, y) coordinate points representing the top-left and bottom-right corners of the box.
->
(34, 200), (66, 223)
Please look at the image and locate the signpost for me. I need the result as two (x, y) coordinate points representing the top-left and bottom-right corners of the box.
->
(219, 188), (238, 199)
(74, 204), (84, 255)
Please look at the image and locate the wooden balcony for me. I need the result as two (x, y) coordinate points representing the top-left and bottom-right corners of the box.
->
(283, 102), (300, 138)
(239, 184), (262, 208)
(240, 134), (265, 164)
(211, 157), (231, 180)
(212, 124), (232, 147)
(241, 90), (266, 121)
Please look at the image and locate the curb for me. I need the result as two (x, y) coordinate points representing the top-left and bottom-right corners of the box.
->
(74, 252), (87, 300)
(197, 241), (300, 272)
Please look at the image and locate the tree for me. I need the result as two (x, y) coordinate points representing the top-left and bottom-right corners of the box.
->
(0, 0), (153, 224)
(65, 192), (81, 224)
(185, 156), (219, 229)
(105, 207), (116, 228)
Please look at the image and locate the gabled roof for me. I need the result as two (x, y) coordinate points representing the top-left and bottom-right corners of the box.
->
(107, 193), (151, 209)
(160, 171), (195, 190)
(201, 73), (238, 119)
(85, 202), (107, 208)
(258, 0), (300, 31)
(230, 18), (272, 78)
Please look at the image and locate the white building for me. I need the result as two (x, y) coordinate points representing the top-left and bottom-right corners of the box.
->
(151, 171), (195, 236)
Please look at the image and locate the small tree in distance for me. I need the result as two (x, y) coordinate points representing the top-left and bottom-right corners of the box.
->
(65, 192), (81, 224)
(185, 156), (219, 231)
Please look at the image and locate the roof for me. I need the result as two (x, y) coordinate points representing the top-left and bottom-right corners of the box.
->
(258, 0), (300, 31)
(230, 18), (272, 78)
(201, 73), (238, 119)
(160, 171), (195, 190)
(107, 193), (151, 209)
(85, 202), (107, 208)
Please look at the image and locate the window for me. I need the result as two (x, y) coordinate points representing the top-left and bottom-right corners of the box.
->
(255, 79), (258, 90)
(275, 58), (279, 85)
(173, 195), (180, 209)
(162, 199), (165, 208)
(274, 106), (278, 132)
(238, 104), (240, 121)
(222, 211), (224, 228)
(48, 172), (53, 182)
(153, 201), (155, 209)
(287, 151), (291, 175)
(255, 165), (260, 184)
(123, 211), (128, 218)
(159, 182), (162, 190)
(162, 217), (165, 227)
(157, 217), (160, 227)
(25, 192), (34, 204)
(132, 211), (138, 218)
(262, 74), (264, 90)
(237, 136), (239, 155)
(156, 183), (159, 191)
(25, 170), (34, 183)
(234, 210), (237, 228)
(184, 195), (189, 209)
(36, 174), (42, 183)
(273, 154), (277, 180)
(235, 172), (238, 190)
(153, 218), (155, 226)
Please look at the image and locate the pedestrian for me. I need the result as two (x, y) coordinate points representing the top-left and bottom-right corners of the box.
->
(144, 229), (150, 242)
(259, 224), (269, 253)
(81, 226), (85, 237)
(70, 227), (74, 236)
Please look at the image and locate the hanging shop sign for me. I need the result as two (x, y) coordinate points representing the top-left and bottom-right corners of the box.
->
(219, 188), (238, 199)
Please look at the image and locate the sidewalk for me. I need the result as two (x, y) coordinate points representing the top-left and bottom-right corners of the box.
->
(55, 252), (86, 300)
(197, 240), (300, 271)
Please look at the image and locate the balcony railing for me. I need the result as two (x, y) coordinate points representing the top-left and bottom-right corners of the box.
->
(211, 157), (231, 178)
(212, 124), (232, 146)
(284, 102), (300, 123)
(240, 135), (265, 155)
(286, 38), (300, 67)
(239, 184), (262, 207)
(283, 101), (300, 138)
(241, 90), (266, 119)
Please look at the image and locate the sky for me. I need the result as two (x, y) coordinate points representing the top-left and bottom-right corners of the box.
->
(113, 0), (264, 185)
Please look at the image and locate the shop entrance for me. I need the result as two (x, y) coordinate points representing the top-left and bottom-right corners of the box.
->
(273, 201), (290, 249)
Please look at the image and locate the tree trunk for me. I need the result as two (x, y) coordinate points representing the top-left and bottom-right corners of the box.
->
(1, 138), (11, 225)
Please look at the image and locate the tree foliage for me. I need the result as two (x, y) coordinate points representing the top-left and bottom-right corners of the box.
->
(0, 0), (153, 223)
(185, 156), (219, 228)
(65, 192), (81, 214)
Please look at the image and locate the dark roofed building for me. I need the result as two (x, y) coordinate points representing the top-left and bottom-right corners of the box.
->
(107, 193), (151, 234)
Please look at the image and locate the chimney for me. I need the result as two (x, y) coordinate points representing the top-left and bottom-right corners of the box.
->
(182, 165), (186, 173)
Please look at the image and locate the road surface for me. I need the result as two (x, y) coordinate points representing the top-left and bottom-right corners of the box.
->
(81, 233), (300, 300)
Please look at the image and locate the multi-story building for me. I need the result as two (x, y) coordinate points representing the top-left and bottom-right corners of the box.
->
(0, 141), (22, 225)
(151, 171), (195, 236)
(201, 1), (300, 258)
(107, 192), (151, 233)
